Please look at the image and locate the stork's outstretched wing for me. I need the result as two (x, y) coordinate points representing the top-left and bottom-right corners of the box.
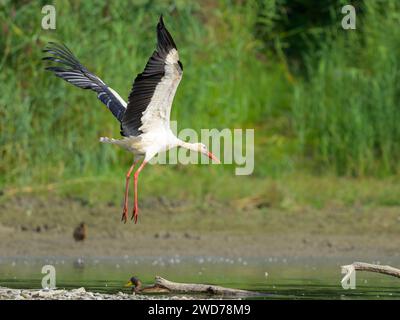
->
(43, 42), (127, 121)
(121, 15), (183, 137)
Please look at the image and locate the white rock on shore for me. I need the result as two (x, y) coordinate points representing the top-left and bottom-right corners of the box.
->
(0, 286), (195, 300)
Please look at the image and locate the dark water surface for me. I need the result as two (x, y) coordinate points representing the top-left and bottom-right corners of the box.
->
(1, 256), (399, 299)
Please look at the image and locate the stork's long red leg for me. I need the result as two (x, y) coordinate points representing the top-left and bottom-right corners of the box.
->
(132, 161), (147, 224)
(121, 160), (139, 223)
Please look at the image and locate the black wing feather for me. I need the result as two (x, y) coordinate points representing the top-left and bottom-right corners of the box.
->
(121, 15), (181, 137)
(43, 42), (126, 122)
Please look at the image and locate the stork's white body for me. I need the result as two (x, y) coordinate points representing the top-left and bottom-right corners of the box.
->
(100, 46), (182, 162)
(100, 127), (180, 161)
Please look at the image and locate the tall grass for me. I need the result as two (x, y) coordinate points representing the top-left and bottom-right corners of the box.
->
(293, 0), (400, 176)
(1, 0), (400, 191)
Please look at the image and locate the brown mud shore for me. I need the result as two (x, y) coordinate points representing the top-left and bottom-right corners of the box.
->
(0, 195), (399, 259)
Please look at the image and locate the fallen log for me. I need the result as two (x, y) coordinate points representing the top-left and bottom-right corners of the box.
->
(341, 262), (400, 279)
(134, 276), (261, 297)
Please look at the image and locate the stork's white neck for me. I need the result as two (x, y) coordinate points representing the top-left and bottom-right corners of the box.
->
(176, 139), (199, 152)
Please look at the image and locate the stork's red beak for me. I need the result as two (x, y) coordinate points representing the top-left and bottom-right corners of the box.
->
(207, 151), (221, 164)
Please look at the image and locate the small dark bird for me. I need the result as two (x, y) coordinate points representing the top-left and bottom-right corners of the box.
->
(125, 276), (142, 294)
(73, 222), (87, 242)
(125, 276), (171, 294)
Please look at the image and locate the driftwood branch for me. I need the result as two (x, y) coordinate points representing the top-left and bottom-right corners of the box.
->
(341, 262), (400, 279)
(136, 276), (260, 297)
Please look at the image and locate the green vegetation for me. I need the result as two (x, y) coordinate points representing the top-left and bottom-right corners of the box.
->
(293, 1), (400, 176)
(1, 0), (400, 209)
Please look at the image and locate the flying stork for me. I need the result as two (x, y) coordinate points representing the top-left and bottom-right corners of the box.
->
(43, 15), (220, 224)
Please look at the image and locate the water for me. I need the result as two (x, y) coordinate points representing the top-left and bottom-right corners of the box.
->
(0, 256), (399, 299)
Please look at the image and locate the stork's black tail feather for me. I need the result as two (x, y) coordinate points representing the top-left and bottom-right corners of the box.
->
(43, 42), (126, 122)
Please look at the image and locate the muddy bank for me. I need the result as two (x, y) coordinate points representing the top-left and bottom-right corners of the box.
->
(1, 224), (399, 259)
(0, 195), (399, 258)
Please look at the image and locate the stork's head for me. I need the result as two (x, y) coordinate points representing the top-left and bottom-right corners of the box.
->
(195, 143), (221, 164)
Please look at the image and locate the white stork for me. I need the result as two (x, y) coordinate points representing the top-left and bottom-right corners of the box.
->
(43, 15), (220, 224)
